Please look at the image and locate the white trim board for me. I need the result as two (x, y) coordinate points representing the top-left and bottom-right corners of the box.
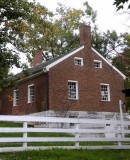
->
(46, 46), (84, 71)
(92, 48), (126, 79)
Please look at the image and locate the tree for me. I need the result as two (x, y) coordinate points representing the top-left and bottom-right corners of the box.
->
(0, 0), (31, 71)
(1, 0), (129, 90)
(112, 49), (130, 76)
(17, 2), (53, 64)
(92, 29), (125, 60)
(0, 0), (30, 89)
(0, 0), (51, 90)
(113, 0), (130, 10)
(24, 2), (98, 63)
(112, 0), (130, 76)
(112, 33), (130, 76)
(52, 2), (98, 56)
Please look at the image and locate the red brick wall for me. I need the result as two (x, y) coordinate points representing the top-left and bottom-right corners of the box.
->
(48, 47), (125, 112)
(0, 73), (48, 115)
(0, 24), (125, 115)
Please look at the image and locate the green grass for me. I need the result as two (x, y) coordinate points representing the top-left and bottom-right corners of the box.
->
(0, 149), (130, 160)
(0, 122), (130, 148)
(0, 122), (22, 127)
(28, 132), (74, 137)
(0, 121), (130, 160)
(0, 122), (74, 147)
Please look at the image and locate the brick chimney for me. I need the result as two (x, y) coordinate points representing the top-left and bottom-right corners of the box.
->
(79, 24), (91, 48)
(32, 51), (43, 67)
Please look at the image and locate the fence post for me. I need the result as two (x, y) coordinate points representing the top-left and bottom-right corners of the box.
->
(23, 121), (27, 148)
(119, 100), (124, 138)
(118, 100), (124, 146)
(75, 119), (79, 148)
(117, 124), (122, 146)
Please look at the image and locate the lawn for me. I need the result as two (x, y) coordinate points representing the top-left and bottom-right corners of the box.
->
(0, 122), (130, 160)
(0, 122), (74, 147)
(0, 149), (130, 160)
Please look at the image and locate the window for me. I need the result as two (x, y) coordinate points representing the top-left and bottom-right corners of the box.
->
(28, 84), (34, 103)
(13, 90), (18, 106)
(68, 81), (78, 100)
(74, 57), (83, 66)
(101, 84), (110, 101)
(94, 60), (102, 68)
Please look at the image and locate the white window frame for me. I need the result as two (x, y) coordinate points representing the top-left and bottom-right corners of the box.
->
(94, 60), (102, 68)
(13, 89), (18, 106)
(68, 80), (78, 100)
(74, 57), (83, 66)
(100, 83), (110, 102)
(28, 84), (35, 103)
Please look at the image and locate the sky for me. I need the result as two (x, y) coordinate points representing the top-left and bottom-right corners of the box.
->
(12, 0), (130, 74)
(35, 0), (130, 33)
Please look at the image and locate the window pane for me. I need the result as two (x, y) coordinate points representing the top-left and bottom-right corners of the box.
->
(28, 85), (34, 103)
(101, 84), (110, 101)
(74, 58), (83, 66)
(94, 61), (102, 68)
(30, 86), (34, 102)
(75, 59), (81, 65)
(68, 81), (78, 99)
(13, 90), (18, 106)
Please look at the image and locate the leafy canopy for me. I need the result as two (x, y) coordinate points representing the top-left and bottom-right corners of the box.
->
(0, 0), (51, 90)
(113, 0), (130, 10)
(1, 0), (130, 91)
(24, 2), (98, 63)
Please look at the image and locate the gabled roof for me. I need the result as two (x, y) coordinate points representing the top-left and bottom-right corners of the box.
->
(45, 46), (84, 71)
(25, 46), (84, 75)
(17, 45), (126, 80)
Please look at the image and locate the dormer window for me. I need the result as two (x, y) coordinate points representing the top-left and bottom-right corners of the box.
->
(94, 60), (102, 68)
(74, 57), (83, 66)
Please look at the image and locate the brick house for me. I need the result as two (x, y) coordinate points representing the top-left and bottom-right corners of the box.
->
(0, 25), (126, 115)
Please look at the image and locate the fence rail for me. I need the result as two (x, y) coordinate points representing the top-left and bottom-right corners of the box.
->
(0, 115), (130, 152)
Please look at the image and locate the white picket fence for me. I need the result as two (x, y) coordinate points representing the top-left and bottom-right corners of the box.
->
(0, 115), (130, 152)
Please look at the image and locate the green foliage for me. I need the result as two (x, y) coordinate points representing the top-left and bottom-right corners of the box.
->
(113, 0), (130, 10)
(126, 97), (130, 111)
(1, 0), (130, 92)
(0, 0), (51, 90)
(124, 79), (130, 89)
(25, 2), (98, 62)
(113, 55), (127, 75)
(84, 1), (97, 23)
(92, 29), (124, 59)
(112, 37), (130, 77)
(0, 0), (30, 89)
(124, 79), (130, 111)
(19, 2), (53, 63)
(0, 0), (33, 55)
